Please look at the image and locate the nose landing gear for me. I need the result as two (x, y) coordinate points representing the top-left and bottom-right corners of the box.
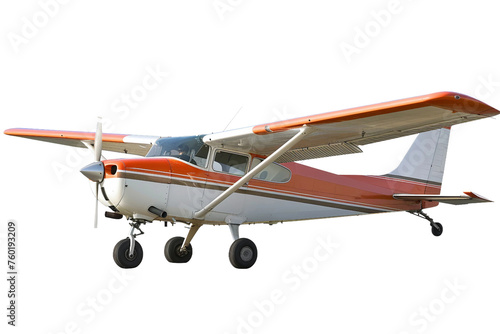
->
(113, 221), (146, 268)
(113, 238), (143, 268)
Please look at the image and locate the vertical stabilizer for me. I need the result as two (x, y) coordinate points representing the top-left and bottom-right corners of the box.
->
(386, 128), (450, 194)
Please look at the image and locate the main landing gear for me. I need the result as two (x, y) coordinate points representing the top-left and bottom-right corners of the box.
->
(409, 210), (443, 237)
(229, 238), (258, 269)
(112, 220), (258, 269)
(163, 223), (258, 269)
(163, 224), (200, 264)
(228, 223), (258, 269)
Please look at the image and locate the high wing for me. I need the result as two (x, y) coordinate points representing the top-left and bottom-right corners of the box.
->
(4, 128), (160, 156)
(5, 92), (499, 161)
(204, 91), (499, 162)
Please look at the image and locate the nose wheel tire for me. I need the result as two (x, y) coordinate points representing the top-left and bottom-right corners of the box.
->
(113, 238), (143, 268)
(164, 237), (193, 263)
(229, 238), (258, 269)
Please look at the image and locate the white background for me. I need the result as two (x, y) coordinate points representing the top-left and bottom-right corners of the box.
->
(1, 1), (499, 333)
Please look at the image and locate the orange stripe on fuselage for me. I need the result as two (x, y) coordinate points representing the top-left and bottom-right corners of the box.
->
(102, 157), (430, 213)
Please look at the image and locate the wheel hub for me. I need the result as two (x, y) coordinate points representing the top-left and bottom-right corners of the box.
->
(176, 246), (188, 257)
(240, 246), (254, 262)
(124, 249), (136, 261)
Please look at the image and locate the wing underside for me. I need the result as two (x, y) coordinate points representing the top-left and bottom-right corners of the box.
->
(204, 92), (499, 162)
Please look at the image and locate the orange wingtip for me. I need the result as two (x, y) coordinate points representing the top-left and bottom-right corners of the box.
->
(463, 191), (492, 202)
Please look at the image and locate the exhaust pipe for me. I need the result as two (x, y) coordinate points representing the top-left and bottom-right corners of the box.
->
(148, 206), (167, 218)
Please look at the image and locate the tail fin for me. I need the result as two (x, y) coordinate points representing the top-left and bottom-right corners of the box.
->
(385, 128), (450, 194)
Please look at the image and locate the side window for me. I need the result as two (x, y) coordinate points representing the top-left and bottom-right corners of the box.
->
(192, 144), (209, 168)
(213, 151), (249, 176)
(251, 158), (291, 183)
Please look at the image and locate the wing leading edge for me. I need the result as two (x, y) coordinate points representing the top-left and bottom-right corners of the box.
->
(4, 128), (160, 156)
(204, 92), (499, 162)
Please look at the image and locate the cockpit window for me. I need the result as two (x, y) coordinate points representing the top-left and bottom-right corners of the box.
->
(193, 144), (209, 167)
(146, 135), (208, 167)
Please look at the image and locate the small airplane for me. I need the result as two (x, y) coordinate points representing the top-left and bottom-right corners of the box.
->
(4, 92), (499, 269)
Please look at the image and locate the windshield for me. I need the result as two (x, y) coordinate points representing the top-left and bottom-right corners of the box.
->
(146, 135), (208, 167)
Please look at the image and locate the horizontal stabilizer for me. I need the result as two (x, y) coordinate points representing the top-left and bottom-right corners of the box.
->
(393, 192), (492, 205)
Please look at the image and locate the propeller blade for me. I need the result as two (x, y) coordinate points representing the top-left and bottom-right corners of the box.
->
(94, 183), (99, 228)
(95, 117), (103, 162)
(93, 117), (103, 228)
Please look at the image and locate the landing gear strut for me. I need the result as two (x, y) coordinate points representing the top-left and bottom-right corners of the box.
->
(409, 210), (443, 237)
(113, 221), (146, 268)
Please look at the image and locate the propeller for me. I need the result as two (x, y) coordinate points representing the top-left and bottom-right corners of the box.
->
(94, 117), (103, 228)
(80, 117), (104, 228)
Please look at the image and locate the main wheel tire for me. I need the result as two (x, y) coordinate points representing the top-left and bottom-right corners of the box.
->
(229, 238), (258, 269)
(113, 238), (143, 268)
(431, 222), (443, 237)
(164, 237), (193, 263)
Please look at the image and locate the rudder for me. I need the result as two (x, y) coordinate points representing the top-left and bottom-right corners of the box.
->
(385, 128), (450, 194)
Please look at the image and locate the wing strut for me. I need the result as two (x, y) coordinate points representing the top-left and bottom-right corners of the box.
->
(193, 126), (314, 220)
